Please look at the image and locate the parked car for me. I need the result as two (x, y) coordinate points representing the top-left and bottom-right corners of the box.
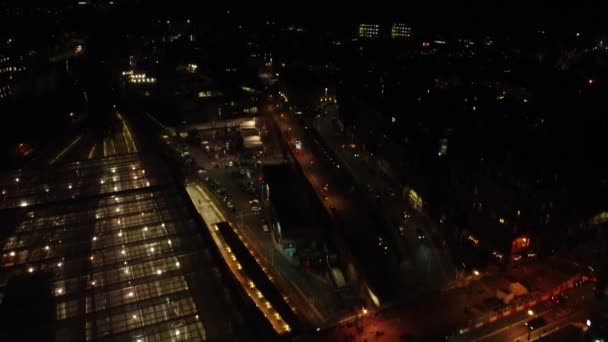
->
(525, 317), (546, 331)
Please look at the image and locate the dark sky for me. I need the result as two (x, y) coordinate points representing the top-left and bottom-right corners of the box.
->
(1, 1), (606, 37)
(171, 2), (608, 36)
(277, 3), (605, 34)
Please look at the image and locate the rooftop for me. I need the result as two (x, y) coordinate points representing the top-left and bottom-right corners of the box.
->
(0, 154), (255, 341)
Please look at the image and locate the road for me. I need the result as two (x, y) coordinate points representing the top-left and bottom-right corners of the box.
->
(181, 131), (350, 327)
(267, 101), (401, 308)
(313, 110), (454, 296)
(455, 282), (595, 342)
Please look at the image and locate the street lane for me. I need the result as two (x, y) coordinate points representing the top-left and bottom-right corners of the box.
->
(268, 102), (401, 306)
(456, 282), (595, 342)
(315, 112), (454, 294)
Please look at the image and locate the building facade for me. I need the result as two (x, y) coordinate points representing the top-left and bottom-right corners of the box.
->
(358, 24), (380, 39)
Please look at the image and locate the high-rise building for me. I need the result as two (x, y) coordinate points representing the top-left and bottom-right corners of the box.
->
(358, 24), (380, 39)
(391, 23), (412, 39)
(0, 54), (27, 102)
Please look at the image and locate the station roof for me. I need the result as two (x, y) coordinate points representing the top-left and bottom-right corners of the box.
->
(0, 154), (254, 341)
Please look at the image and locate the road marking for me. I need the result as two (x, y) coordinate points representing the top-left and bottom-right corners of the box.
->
(116, 112), (138, 152)
(88, 144), (96, 159)
(109, 138), (117, 156)
(50, 136), (81, 165)
(511, 310), (576, 342)
(470, 308), (552, 342)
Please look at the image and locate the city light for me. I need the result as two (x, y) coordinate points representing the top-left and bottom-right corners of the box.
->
(3, 15), (604, 342)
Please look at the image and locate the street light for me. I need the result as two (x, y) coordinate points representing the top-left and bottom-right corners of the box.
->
(473, 269), (480, 276)
(527, 309), (534, 316)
